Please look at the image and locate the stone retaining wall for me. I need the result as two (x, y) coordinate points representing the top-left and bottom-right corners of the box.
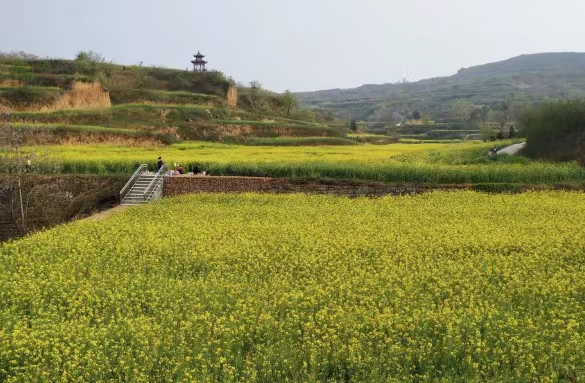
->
(162, 176), (473, 198)
(163, 176), (272, 196)
(0, 175), (125, 242)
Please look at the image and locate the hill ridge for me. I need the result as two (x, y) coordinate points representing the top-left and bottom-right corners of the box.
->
(296, 52), (585, 121)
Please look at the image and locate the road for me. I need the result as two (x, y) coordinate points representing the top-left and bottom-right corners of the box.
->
(498, 142), (526, 155)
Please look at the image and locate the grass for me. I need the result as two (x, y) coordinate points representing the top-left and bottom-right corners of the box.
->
(399, 138), (469, 144)
(21, 140), (585, 184)
(5, 122), (142, 135)
(109, 89), (222, 105)
(0, 86), (61, 92)
(1, 122), (173, 146)
(244, 137), (358, 146)
(2, 191), (585, 381)
(218, 120), (331, 129)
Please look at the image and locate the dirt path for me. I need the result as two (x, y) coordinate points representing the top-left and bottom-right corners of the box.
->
(83, 205), (131, 222)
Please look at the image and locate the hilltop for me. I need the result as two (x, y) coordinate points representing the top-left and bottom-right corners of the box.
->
(296, 52), (585, 121)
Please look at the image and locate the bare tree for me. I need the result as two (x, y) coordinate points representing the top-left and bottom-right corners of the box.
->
(0, 126), (54, 235)
(134, 61), (151, 92)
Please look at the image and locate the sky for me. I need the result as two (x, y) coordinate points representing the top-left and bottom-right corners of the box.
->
(1, 0), (585, 92)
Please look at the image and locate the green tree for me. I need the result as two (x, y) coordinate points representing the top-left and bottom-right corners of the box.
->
(281, 90), (299, 116)
(412, 110), (421, 120)
(508, 126), (516, 139)
(73, 50), (115, 89)
(519, 99), (585, 164)
(323, 110), (335, 122)
(452, 100), (474, 122)
(349, 119), (358, 132)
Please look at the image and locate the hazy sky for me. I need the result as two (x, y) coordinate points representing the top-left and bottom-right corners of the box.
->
(2, 0), (585, 92)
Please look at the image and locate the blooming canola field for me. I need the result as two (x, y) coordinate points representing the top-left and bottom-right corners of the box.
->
(23, 141), (585, 184)
(1, 192), (585, 382)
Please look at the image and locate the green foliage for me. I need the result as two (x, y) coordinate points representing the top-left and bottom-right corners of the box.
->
(520, 99), (585, 164)
(349, 119), (358, 132)
(281, 90), (299, 116)
(244, 137), (357, 146)
(74, 50), (107, 80)
(0, 88), (61, 107)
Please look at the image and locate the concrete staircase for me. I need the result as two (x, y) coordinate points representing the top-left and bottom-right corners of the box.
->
(120, 165), (165, 206)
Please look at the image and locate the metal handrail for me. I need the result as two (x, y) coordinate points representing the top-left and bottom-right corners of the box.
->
(143, 165), (166, 201)
(120, 164), (148, 200)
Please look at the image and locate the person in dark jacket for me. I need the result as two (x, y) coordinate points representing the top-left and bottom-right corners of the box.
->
(156, 157), (164, 171)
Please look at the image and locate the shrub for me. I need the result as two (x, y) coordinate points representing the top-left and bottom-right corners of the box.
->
(0, 88), (61, 107)
(520, 99), (585, 164)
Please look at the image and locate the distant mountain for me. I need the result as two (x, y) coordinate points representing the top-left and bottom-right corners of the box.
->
(296, 53), (585, 121)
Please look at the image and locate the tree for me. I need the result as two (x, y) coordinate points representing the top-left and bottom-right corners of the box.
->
(323, 110), (335, 122)
(74, 51), (108, 83)
(281, 90), (299, 116)
(247, 81), (263, 113)
(349, 119), (358, 133)
(412, 110), (421, 120)
(134, 61), (151, 92)
(508, 126), (516, 139)
(480, 105), (490, 122)
(0, 126), (46, 235)
(519, 99), (585, 164)
(452, 100), (475, 122)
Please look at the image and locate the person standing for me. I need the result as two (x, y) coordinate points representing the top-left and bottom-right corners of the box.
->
(157, 157), (164, 171)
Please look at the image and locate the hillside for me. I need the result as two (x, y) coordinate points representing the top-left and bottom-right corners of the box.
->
(0, 53), (344, 144)
(296, 52), (585, 121)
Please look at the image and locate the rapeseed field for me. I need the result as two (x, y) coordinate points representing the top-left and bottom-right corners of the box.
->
(1, 191), (585, 382)
(23, 141), (585, 184)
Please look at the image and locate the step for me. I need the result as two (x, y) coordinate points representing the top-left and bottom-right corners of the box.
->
(123, 196), (147, 201)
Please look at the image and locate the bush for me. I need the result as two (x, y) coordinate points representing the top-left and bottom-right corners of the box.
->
(0, 88), (61, 107)
(519, 99), (585, 164)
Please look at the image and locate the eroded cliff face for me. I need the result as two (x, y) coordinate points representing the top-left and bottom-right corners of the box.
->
(43, 81), (111, 111)
(0, 81), (111, 112)
(226, 85), (238, 107)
